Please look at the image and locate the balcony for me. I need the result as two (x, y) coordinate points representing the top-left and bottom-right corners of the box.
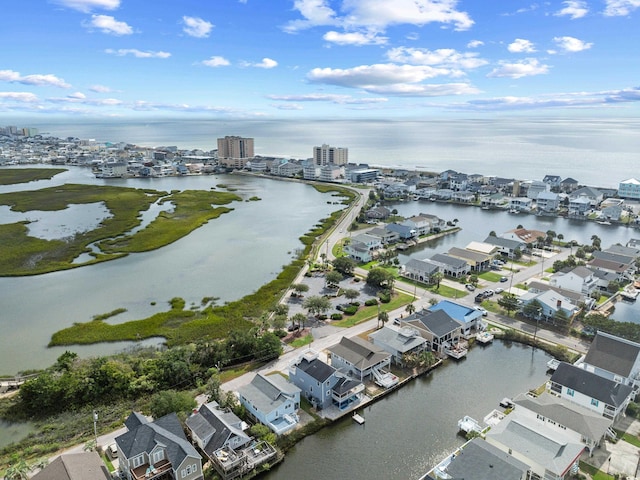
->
(131, 459), (173, 480)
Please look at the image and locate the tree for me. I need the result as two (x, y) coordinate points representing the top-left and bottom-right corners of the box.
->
(271, 314), (287, 332)
(545, 230), (556, 245)
(575, 247), (586, 259)
(319, 252), (327, 269)
(273, 304), (289, 316)
(302, 295), (332, 316)
(553, 309), (570, 330)
(290, 312), (307, 331)
(489, 230), (496, 237)
(255, 332), (283, 361)
(497, 293), (519, 315)
(149, 390), (196, 418)
(205, 369), (223, 403)
(522, 299), (543, 319)
(325, 270), (343, 287)
(333, 256), (356, 275)
(291, 283), (309, 296)
(591, 234), (601, 250)
(431, 271), (444, 289)
(377, 309), (389, 329)
(557, 233), (564, 243)
(343, 288), (360, 301)
(405, 303), (416, 316)
(469, 274), (479, 286)
(4, 460), (30, 480)
(366, 267), (395, 290)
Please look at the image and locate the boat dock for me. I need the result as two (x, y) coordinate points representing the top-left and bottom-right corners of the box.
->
(457, 415), (483, 435)
(475, 331), (494, 344)
(547, 358), (560, 371)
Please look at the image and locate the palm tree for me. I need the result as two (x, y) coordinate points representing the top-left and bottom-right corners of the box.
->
(4, 460), (30, 480)
(431, 272), (444, 289)
(405, 303), (416, 316)
(377, 309), (389, 329)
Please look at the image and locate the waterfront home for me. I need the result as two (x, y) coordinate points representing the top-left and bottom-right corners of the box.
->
(186, 401), (251, 460)
(508, 197), (533, 212)
(326, 335), (392, 383)
(480, 192), (506, 208)
(568, 196), (591, 217)
(186, 402), (277, 480)
(237, 373), (301, 435)
(451, 190), (475, 203)
(271, 160), (303, 177)
(401, 214), (435, 236)
(448, 172), (469, 191)
(368, 324), (427, 365)
(526, 180), (549, 199)
(606, 243), (640, 258)
(385, 222), (416, 240)
(429, 253), (470, 278)
(115, 412), (204, 480)
(588, 250), (636, 281)
(549, 266), (599, 297)
(561, 177), (579, 193)
(365, 206), (391, 220)
(426, 438), (531, 480)
(427, 300), (483, 337)
(543, 174), (563, 189)
(400, 309), (462, 355)
(512, 392), (613, 455)
(548, 362), (634, 421)
(570, 186), (604, 206)
(483, 235), (525, 258)
(465, 240), (500, 257)
(401, 258), (440, 284)
(485, 410), (584, 480)
(447, 246), (491, 272)
(526, 280), (591, 310)
(501, 228), (548, 248)
(32, 452), (110, 480)
(416, 212), (447, 230)
(367, 226), (399, 244)
(618, 177), (640, 200)
(576, 331), (640, 390)
(433, 188), (454, 200)
(536, 191), (560, 213)
(288, 349), (364, 410)
(343, 240), (374, 263)
(519, 290), (579, 322)
(350, 233), (383, 251)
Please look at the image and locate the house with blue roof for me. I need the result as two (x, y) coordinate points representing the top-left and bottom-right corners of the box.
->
(428, 300), (484, 337)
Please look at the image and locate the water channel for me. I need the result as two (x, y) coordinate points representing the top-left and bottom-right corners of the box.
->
(263, 341), (552, 480)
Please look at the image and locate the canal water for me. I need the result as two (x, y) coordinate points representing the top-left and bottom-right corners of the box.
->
(263, 341), (552, 480)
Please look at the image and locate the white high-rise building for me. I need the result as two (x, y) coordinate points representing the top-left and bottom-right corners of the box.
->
(313, 144), (348, 166)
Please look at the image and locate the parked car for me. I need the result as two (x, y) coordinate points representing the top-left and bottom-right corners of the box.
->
(475, 306), (488, 316)
(475, 293), (484, 303)
(485, 289), (494, 297)
(499, 276), (508, 282)
(495, 287), (504, 294)
(465, 284), (476, 291)
(287, 323), (300, 332)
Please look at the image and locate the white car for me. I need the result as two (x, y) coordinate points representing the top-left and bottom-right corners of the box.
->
(475, 306), (488, 316)
(495, 287), (504, 294)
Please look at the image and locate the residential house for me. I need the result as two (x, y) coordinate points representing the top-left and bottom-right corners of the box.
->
(618, 178), (640, 200)
(427, 300), (483, 337)
(368, 324), (427, 365)
(483, 235), (525, 258)
(367, 226), (399, 244)
(401, 258), (440, 284)
(433, 188), (454, 200)
(427, 438), (530, 480)
(601, 203), (622, 221)
(485, 410), (584, 480)
(115, 412), (204, 480)
(501, 228), (548, 248)
(607, 244), (640, 258)
(272, 160), (303, 177)
(365, 206), (391, 220)
(509, 197), (533, 212)
(549, 266), (599, 297)
(416, 213), (446, 230)
(400, 309), (462, 354)
(480, 192), (506, 208)
(327, 336), (392, 382)
(350, 233), (383, 251)
(588, 250), (636, 280)
(343, 240), (374, 263)
(452, 190), (475, 203)
(448, 172), (468, 191)
(568, 196), (591, 217)
(543, 175), (563, 189)
(288, 350), (364, 410)
(549, 362), (634, 421)
(560, 177), (579, 193)
(32, 452), (110, 480)
(519, 290), (579, 323)
(526, 280), (587, 310)
(385, 222), (416, 240)
(512, 392), (613, 455)
(465, 240), (499, 258)
(237, 373), (301, 435)
(526, 180), (549, 200)
(402, 214), (434, 236)
(576, 331), (640, 390)
(536, 191), (560, 214)
(319, 164), (343, 182)
(447, 246), (491, 272)
(429, 253), (470, 278)
(570, 186), (603, 207)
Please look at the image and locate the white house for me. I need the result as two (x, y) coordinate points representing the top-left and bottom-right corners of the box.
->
(548, 266), (599, 296)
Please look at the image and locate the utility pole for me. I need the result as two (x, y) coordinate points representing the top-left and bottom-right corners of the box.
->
(93, 410), (98, 451)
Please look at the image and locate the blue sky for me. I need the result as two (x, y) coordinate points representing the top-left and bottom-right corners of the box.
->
(1, 0), (639, 118)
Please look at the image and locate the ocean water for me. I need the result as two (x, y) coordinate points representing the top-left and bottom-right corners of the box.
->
(16, 116), (640, 189)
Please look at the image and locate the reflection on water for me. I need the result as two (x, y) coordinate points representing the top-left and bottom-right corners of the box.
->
(0, 418), (36, 449)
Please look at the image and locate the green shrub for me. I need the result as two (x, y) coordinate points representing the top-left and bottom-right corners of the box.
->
(330, 313), (343, 320)
(378, 291), (391, 303)
(364, 299), (378, 306)
(343, 305), (358, 315)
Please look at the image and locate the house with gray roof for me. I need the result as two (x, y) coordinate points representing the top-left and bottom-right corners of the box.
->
(401, 258), (440, 284)
(427, 438), (530, 480)
(32, 452), (110, 480)
(560, 177), (579, 193)
(368, 324), (427, 365)
(400, 309), (462, 354)
(429, 253), (469, 278)
(115, 412), (203, 480)
(578, 331), (640, 389)
(237, 373), (301, 435)
(485, 411), (584, 479)
(536, 191), (560, 213)
(288, 350), (364, 410)
(327, 335), (392, 382)
(483, 235), (525, 258)
(570, 186), (604, 206)
(448, 246), (491, 272)
(367, 226), (399, 244)
(548, 362), (634, 421)
(588, 250), (636, 279)
(512, 391), (613, 454)
(385, 222), (416, 240)
(549, 265), (599, 296)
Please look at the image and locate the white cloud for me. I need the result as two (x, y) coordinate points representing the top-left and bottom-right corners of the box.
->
(284, 0), (473, 33)
(68, 92), (86, 99)
(267, 93), (388, 104)
(87, 15), (133, 35)
(0, 69), (71, 88)
(52, 0), (119, 13)
(555, 1), (589, 19)
(272, 103), (304, 110)
(0, 92), (39, 102)
(467, 40), (484, 48)
(201, 56), (231, 67)
(487, 59), (550, 79)
(323, 30), (388, 46)
(182, 16), (214, 38)
(242, 58), (278, 68)
(603, 0), (640, 16)
(508, 38), (536, 53)
(90, 84), (112, 93)
(553, 36), (593, 53)
(386, 47), (488, 70)
(364, 83), (480, 96)
(105, 49), (171, 58)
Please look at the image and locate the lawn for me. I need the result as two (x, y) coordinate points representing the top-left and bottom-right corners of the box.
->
(425, 284), (467, 299)
(479, 272), (502, 282)
(579, 461), (615, 480)
(290, 334), (314, 348)
(332, 292), (413, 327)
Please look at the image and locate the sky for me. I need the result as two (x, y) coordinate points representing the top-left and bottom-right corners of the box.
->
(1, 0), (639, 119)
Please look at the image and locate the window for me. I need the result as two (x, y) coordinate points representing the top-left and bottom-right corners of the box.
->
(152, 450), (164, 464)
(567, 388), (574, 397)
(591, 398), (599, 407)
(132, 455), (144, 468)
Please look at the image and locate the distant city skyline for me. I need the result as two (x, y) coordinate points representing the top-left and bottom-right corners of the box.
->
(2, 0), (639, 119)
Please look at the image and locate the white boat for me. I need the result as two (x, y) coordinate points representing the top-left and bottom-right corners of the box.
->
(352, 413), (365, 424)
